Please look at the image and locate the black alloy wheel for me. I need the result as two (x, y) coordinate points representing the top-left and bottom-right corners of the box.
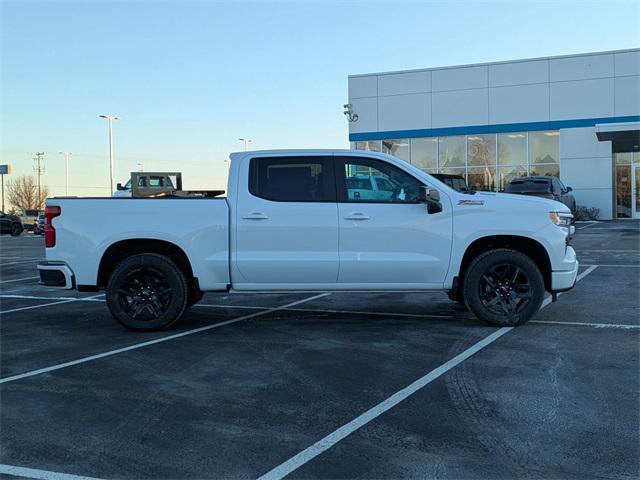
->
(10, 223), (22, 236)
(463, 249), (545, 327)
(106, 253), (188, 331)
(117, 266), (173, 321)
(478, 263), (533, 317)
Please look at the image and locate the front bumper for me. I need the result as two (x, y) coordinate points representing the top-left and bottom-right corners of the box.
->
(37, 262), (75, 289)
(551, 246), (579, 292)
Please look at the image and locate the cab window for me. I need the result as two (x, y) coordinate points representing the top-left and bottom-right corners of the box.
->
(249, 157), (336, 202)
(337, 157), (423, 203)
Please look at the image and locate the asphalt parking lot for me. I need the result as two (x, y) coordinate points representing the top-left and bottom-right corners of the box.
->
(1, 222), (639, 480)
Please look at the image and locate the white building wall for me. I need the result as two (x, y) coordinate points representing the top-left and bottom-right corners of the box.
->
(348, 48), (640, 220)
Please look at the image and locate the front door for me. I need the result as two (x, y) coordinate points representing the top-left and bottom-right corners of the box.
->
(234, 155), (339, 286)
(335, 155), (453, 288)
(633, 163), (640, 219)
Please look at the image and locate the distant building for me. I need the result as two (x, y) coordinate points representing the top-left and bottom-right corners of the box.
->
(348, 49), (640, 219)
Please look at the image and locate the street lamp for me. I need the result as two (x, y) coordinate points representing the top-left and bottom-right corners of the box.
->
(99, 114), (119, 193)
(58, 152), (73, 196)
(238, 138), (252, 151)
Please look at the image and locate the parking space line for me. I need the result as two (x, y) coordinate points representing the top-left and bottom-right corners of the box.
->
(257, 264), (600, 480)
(1, 298), (79, 314)
(0, 259), (41, 266)
(0, 276), (39, 284)
(0, 463), (101, 480)
(196, 303), (454, 319)
(581, 264), (639, 268)
(258, 326), (514, 480)
(530, 320), (639, 329)
(0, 293), (330, 385)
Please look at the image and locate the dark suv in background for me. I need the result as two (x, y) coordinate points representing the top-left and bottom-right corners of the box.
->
(0, 211), (24, 236)
(506, 176), (576, 213)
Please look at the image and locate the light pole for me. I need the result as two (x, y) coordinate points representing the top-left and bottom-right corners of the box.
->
(58, 152), (72, 196)
(238, 138), (252, 151)
(99, 114), (119, 193)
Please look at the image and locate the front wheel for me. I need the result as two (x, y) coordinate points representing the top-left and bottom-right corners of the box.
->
(10, 223), (22, 236)
(463, 249), (545, 327)
(106, 253), (189, 331)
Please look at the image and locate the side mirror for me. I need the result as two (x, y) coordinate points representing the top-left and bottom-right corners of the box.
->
(419, 186), (442, 214)
(116, 183), (123, 190)
(565, 186), (572, 192)
(418, 186), (440, 202)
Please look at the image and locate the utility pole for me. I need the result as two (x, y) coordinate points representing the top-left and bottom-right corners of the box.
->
(58, 152), (73, 196)
(99, 114), (119, 193)
(33, 152), (45, 207)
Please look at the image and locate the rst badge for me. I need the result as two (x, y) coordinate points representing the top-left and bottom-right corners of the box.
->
(458, 199), (485, 206)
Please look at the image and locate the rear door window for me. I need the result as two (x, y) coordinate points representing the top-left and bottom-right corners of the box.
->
(249, 157), (336, 202)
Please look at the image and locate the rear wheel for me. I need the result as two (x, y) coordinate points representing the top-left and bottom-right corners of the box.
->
(463, 249), (544, 327)
(106, 253), (188, 331)
(10, 223), (22, 236)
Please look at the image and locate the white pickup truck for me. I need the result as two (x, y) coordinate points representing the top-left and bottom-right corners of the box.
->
(38, 150), (578, 331)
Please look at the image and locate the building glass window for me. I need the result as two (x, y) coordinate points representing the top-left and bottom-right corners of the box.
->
(410, 138), (437, 170)
(468, 166), (496, 192)
(529, 163), (560, 177)
(353, 129), (562, 192)
(355, 140), (382, 152)
(498, 133), (527, 166)
(529, 131), (559, 164)
(382, 139), (409, 162)
(467, 134), (496, 167)
(497, 165), (529, 191)
(439, 136), (465, 168)
(614, 153), (636, 218)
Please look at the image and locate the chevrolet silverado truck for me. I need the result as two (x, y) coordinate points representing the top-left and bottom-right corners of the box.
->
(38, 150), (578, 331)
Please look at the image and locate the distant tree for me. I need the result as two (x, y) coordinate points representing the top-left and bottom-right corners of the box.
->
(6, 175), (49, 211)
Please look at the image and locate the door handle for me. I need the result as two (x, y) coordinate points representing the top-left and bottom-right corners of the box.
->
(242, 212), (269, 220)
(344, 212), (370, 220)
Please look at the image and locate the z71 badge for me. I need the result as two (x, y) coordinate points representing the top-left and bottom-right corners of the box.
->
(458, 199), (485, 206)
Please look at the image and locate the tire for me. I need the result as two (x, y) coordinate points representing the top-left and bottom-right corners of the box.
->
(463, 249), (544, 327)
(106, 253), (189, 331)
(10, 223), (22, 237)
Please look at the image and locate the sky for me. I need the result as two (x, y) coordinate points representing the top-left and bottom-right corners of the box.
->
(1, 0), (639, 199)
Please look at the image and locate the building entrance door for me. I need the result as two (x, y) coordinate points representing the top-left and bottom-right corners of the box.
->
(633, 163), (640, 219)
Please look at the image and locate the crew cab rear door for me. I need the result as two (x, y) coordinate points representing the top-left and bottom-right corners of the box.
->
(335, 155), (452, 288)
(233, 155), (339, 285)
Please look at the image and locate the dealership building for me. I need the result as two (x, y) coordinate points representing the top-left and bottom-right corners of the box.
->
(348, 48), (640, 219)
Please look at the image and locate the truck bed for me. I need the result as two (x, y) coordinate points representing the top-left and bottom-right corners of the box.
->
(45, 197), (230, 290)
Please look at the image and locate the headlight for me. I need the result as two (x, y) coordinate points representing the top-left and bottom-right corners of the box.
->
(549, 211), (573, 227)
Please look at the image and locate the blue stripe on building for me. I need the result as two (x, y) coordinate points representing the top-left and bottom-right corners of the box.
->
(348, 115), (640, 142)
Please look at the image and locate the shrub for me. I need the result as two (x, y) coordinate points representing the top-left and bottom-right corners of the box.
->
(574, 205), (600, 221)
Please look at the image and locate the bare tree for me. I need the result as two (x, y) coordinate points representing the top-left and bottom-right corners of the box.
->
(6, 175), (49, 211)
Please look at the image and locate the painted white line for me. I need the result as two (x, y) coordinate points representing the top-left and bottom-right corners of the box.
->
(0, 464), (102, 480)
(581, 264), (640, 268)
(530, 320), (639, 329)
(0, 298), (78, 314)
(0, 293), (330, 385)
(577, 223), (598, 230)
(0, 275), (39, 284)
(0, 259), (41, 266)
(257, 264), (600, 480)
(196, 303), (453, 319)
(257, 326), (513, 480)
(0, 294), (105, 302)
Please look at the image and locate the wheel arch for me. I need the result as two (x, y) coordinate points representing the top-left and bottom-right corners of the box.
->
(457, 235), (552, 293)
(97, 238), (195, 289)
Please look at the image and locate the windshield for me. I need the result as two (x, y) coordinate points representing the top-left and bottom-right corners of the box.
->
(506, 180), (551, 193)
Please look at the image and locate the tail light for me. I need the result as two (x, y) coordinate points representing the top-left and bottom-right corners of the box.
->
(44, 206), (61, 248)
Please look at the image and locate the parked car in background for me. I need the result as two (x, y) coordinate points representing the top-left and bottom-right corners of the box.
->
(0, 211), (24, 236)
(33, 213), (45, 235)
(432, 174), (472, 193)
(21, 209), (41, 232)
(506, 176), (576, 214)
(346, 175), (401, 201)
